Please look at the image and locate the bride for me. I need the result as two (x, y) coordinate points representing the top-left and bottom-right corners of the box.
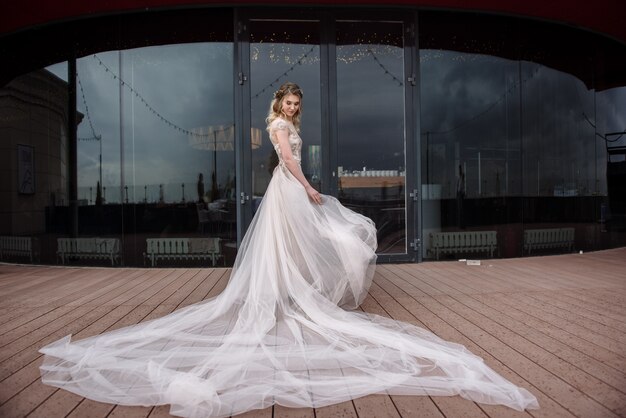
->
(40, 82), (539, 418)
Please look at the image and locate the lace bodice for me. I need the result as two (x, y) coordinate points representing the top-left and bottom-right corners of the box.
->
(269, 118), (302, 167)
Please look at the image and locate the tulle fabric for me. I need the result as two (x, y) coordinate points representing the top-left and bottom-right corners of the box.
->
(40, 129), (538, 417)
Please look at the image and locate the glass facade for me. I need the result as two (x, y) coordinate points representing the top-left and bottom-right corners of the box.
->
(249, 19), (322, 209)
(0, 8), (624, 266)
(70, 43), (236, 266)
(336, 20), (408, 255)
(419, 11), (626, 259)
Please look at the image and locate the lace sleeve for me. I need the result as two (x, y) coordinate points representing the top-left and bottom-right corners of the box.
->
(273, 119), (289, 131)
(270, 119), (289, 144)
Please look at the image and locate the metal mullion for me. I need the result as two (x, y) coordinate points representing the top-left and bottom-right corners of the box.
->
(412, 11), (422, 262)
(322, 12), (338, 197)
(234, 8), (252, 246)
(402, 12), (420, 263)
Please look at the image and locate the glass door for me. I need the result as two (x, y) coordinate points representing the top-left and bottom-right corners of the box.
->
(238, 12), (417, 262)
(334, 17), (417, 261)
(238, 12), (324, 234)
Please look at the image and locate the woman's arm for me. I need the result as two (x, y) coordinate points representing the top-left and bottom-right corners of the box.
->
(273, 127), (322, 205)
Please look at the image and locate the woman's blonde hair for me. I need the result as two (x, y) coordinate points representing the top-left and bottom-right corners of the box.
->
(265, 82), (303, 132)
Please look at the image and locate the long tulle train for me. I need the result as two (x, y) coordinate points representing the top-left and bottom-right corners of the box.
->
(40, 167), (539, 418)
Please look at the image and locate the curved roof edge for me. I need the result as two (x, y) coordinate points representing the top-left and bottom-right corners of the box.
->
(1, 0), (625, 45)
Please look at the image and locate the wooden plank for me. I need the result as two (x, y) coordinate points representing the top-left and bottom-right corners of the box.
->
(378, 265), (575, 418)
(487, 293), (626, 371)
(357, 297), (445, 418)
(33, 269), (229, 418)
(0, 268), (147, 330)
(0, 269), (165, 369)
(0, 269), (183, 415)
(0, 269), (149, 345)
(68, 271), (228, 418)
(363, 276), (492, 418)
(0, 248), (623, 417)
(438, 293), (626, 416)
(396, 262), (626, 368)
(381, 264), (618, 418)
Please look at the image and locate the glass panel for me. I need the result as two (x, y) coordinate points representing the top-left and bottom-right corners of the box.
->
(419, 13), (522, 260)
(74, 52), (124, 265)
(249, 20), (322, 213)
(419, 10), (626, 259)
(595, 86), (626, 247)
(75, 42), (235, 267)
(336, 20), (406, 254)
(520, 62), (597, 254)
(120, 43), (236, 266)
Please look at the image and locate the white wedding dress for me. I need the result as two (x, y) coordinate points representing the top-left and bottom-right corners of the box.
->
(40, 118), (539, 417)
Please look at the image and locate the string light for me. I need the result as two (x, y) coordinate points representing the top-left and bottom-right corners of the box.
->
(87, 38), (404, 133)
(91, 54), (228, 139)
(251, 45), (316, 100)
(77, 74), (100, 140)
(367, 48), (403, 87)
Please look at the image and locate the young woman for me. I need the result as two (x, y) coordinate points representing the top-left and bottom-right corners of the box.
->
(40, 82), (538, 418)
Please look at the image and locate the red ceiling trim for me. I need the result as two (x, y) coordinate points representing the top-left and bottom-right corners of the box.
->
(2, 0), (625, 44)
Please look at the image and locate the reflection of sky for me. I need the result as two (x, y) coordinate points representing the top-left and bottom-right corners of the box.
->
(46, 40), (626, 202)
(74, 43), (234, 203)
(250, 40), (321, 196)
(45, 62), (68, 81)
(420, 49), (626, 197)
(337, 43), (405, 172)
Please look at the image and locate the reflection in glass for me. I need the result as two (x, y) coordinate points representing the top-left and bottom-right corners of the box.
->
(249, 20), (321, 213)
(418, 10), (626, 259)
(336, 21), (406, 254)
(75, 43), (236, 266)
(520, 62), (598, 252)
(420, 49), (522, 259)
(593, 86), (626, 245)
(0, 64), (70, 263)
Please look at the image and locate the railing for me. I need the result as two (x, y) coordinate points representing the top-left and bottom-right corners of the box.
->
(57, 238), (121, 266)
(429, 231), (498, 260)
(144, 237), (222, 267)
(0, 236), (37, 263)
(524, 228), (575, 255)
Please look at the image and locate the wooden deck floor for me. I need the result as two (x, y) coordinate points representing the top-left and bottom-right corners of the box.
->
(0, 248), (625, 418)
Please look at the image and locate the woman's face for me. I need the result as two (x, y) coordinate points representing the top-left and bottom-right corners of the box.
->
(280, 93), (301, 120)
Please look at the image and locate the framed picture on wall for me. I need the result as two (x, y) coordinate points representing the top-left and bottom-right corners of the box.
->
(18, 144), (35, 194)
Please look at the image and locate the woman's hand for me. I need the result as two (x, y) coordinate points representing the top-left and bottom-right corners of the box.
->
(305, 185), (322, 205)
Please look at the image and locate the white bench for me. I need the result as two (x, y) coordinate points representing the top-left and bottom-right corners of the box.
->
(0, 236), (38, 263)
(57, 237), (121, 266)
(429, 231), (497, 260)
(524, 228), (574, 254)
(144, 237), (223, 267)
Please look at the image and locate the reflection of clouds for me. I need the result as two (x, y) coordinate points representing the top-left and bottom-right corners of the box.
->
(422, 51), (514, 137)
(45, 62), (69, 81)
(76, 43), (234, 191)
(419, 49), (624, 196)
(68, 39), (626, 199)
(337, 44), (405, 170)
